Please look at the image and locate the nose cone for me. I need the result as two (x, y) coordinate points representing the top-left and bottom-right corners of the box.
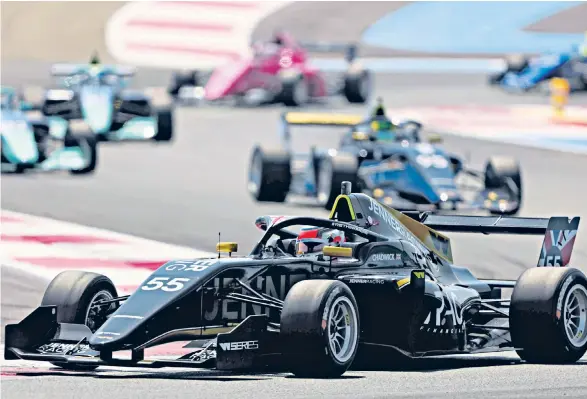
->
(1, 117), (39, 164)
(80, 86), (114, 133)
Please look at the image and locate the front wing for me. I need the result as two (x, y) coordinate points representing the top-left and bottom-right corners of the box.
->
(4, 306), (282, 371)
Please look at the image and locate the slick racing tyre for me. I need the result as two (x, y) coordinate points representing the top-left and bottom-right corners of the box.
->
(280, 280), (360, 378)
(343, 66), (371, 104)
(64, 130), (98, 175)
(153, 107), (174, 142)
(248, 145), (291, 202)
(484, 156), (522, 215)
(510, 267), (587, 364)
(41, 270), (118, 371)
(316, 152), (358, 210)
(279, 72), (310, 107)
(488, 54), (529, 85)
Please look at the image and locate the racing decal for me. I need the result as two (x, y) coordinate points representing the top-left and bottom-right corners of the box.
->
(164, 259), (217, 272)
(331, 222), (369, 235)
(556, 274), (575, 320)
(37, 343), (91, 354)
(218, 340), (259, 351)
(421, 291), (464, 334)
(537, 217), (580, 267)
(348, 278), (385, 285)
(141, 277), (190, 292)
(321, 287), (342, 330)
(368, 253), (402, 263)
(203, 272), (307, 322)
(186, 349), (216, 363)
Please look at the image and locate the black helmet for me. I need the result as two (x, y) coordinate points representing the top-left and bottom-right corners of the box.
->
(373, 97), (386, 117)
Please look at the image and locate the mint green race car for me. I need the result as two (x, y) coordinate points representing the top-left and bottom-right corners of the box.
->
(1, 87), (98, 175)
(40, 60), (173, 142)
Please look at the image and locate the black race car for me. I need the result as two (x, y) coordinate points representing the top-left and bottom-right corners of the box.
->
(5, 182), (585, 377)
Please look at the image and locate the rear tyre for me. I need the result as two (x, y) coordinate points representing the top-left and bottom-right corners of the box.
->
(510, 267), (587, 364)
(484, 156), (522, 215)
(343, 67), (371, 103)
(65, 133), (98, 175)
(153, 108), (174, 142)
(316, 152), (358, 210)
(41, 270), (118, 370)
(248, 145), (291, 202)
(280, 280), (360, 378)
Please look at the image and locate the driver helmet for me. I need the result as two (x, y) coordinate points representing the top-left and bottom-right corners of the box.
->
(295, 227), (346, 256)
(89, 52), (101, 65)
(370, 97), (397, 141)
(371, 117), (396, 142)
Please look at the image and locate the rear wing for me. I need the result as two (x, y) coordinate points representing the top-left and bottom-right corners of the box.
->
(279, 111), (363, 148)
(404, 212), (580, 267)
(299, 41), (358, 63)
(50, 64), (136, 77)
(283, 112), (363, 127)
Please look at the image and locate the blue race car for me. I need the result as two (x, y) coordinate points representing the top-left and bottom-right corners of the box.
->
(488, 43), (587, 92)
(1, 87), (98, 174)
(40, 55), (173, 142)
(248, 109), (523, 215)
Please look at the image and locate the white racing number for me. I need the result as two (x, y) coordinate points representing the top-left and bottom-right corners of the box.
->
(141, 277), (190, 292)
(416, 154), (449, 169)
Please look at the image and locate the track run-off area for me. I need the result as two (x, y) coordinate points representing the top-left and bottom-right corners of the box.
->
(1, 2), (587, 398)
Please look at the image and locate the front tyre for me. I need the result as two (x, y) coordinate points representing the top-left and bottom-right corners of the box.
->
(510, 267), (587, 364)
(280, 280), (360, 378)
(279, 73), (309, 107)
(65, 133), (98, 175)
(153, 108), (174, 142)
(41, 270), (118, 370)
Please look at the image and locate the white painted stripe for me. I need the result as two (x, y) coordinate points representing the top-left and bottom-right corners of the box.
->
(105, 0), (294, 69)
(1, 209), (216, 292)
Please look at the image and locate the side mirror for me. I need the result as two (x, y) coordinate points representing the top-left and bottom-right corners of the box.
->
(428, 134), (443, 144)
(254, 216), (272, 231)
(217, 242), (238, 254)
(323, 246), (353, 258)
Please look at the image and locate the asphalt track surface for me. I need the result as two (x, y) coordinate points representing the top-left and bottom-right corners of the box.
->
(2, 2), (587, 398)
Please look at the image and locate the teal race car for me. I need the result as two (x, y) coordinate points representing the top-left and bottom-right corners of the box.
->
(40, 57), (173, 142)
(1, 87), (98, 174)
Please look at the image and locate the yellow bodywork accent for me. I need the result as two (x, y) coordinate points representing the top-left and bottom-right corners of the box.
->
(323, 246), (353, 258)
(285, 112), (363, 126)
(386, 205), (453, 263)
(413, 271), (425, 279)
(397, 278), (410, 288)
(216, 242), (238, 253)
(328, 195), (356, 220)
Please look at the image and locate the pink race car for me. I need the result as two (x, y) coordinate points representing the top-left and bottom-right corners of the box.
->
(168, 31), (371, 107)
